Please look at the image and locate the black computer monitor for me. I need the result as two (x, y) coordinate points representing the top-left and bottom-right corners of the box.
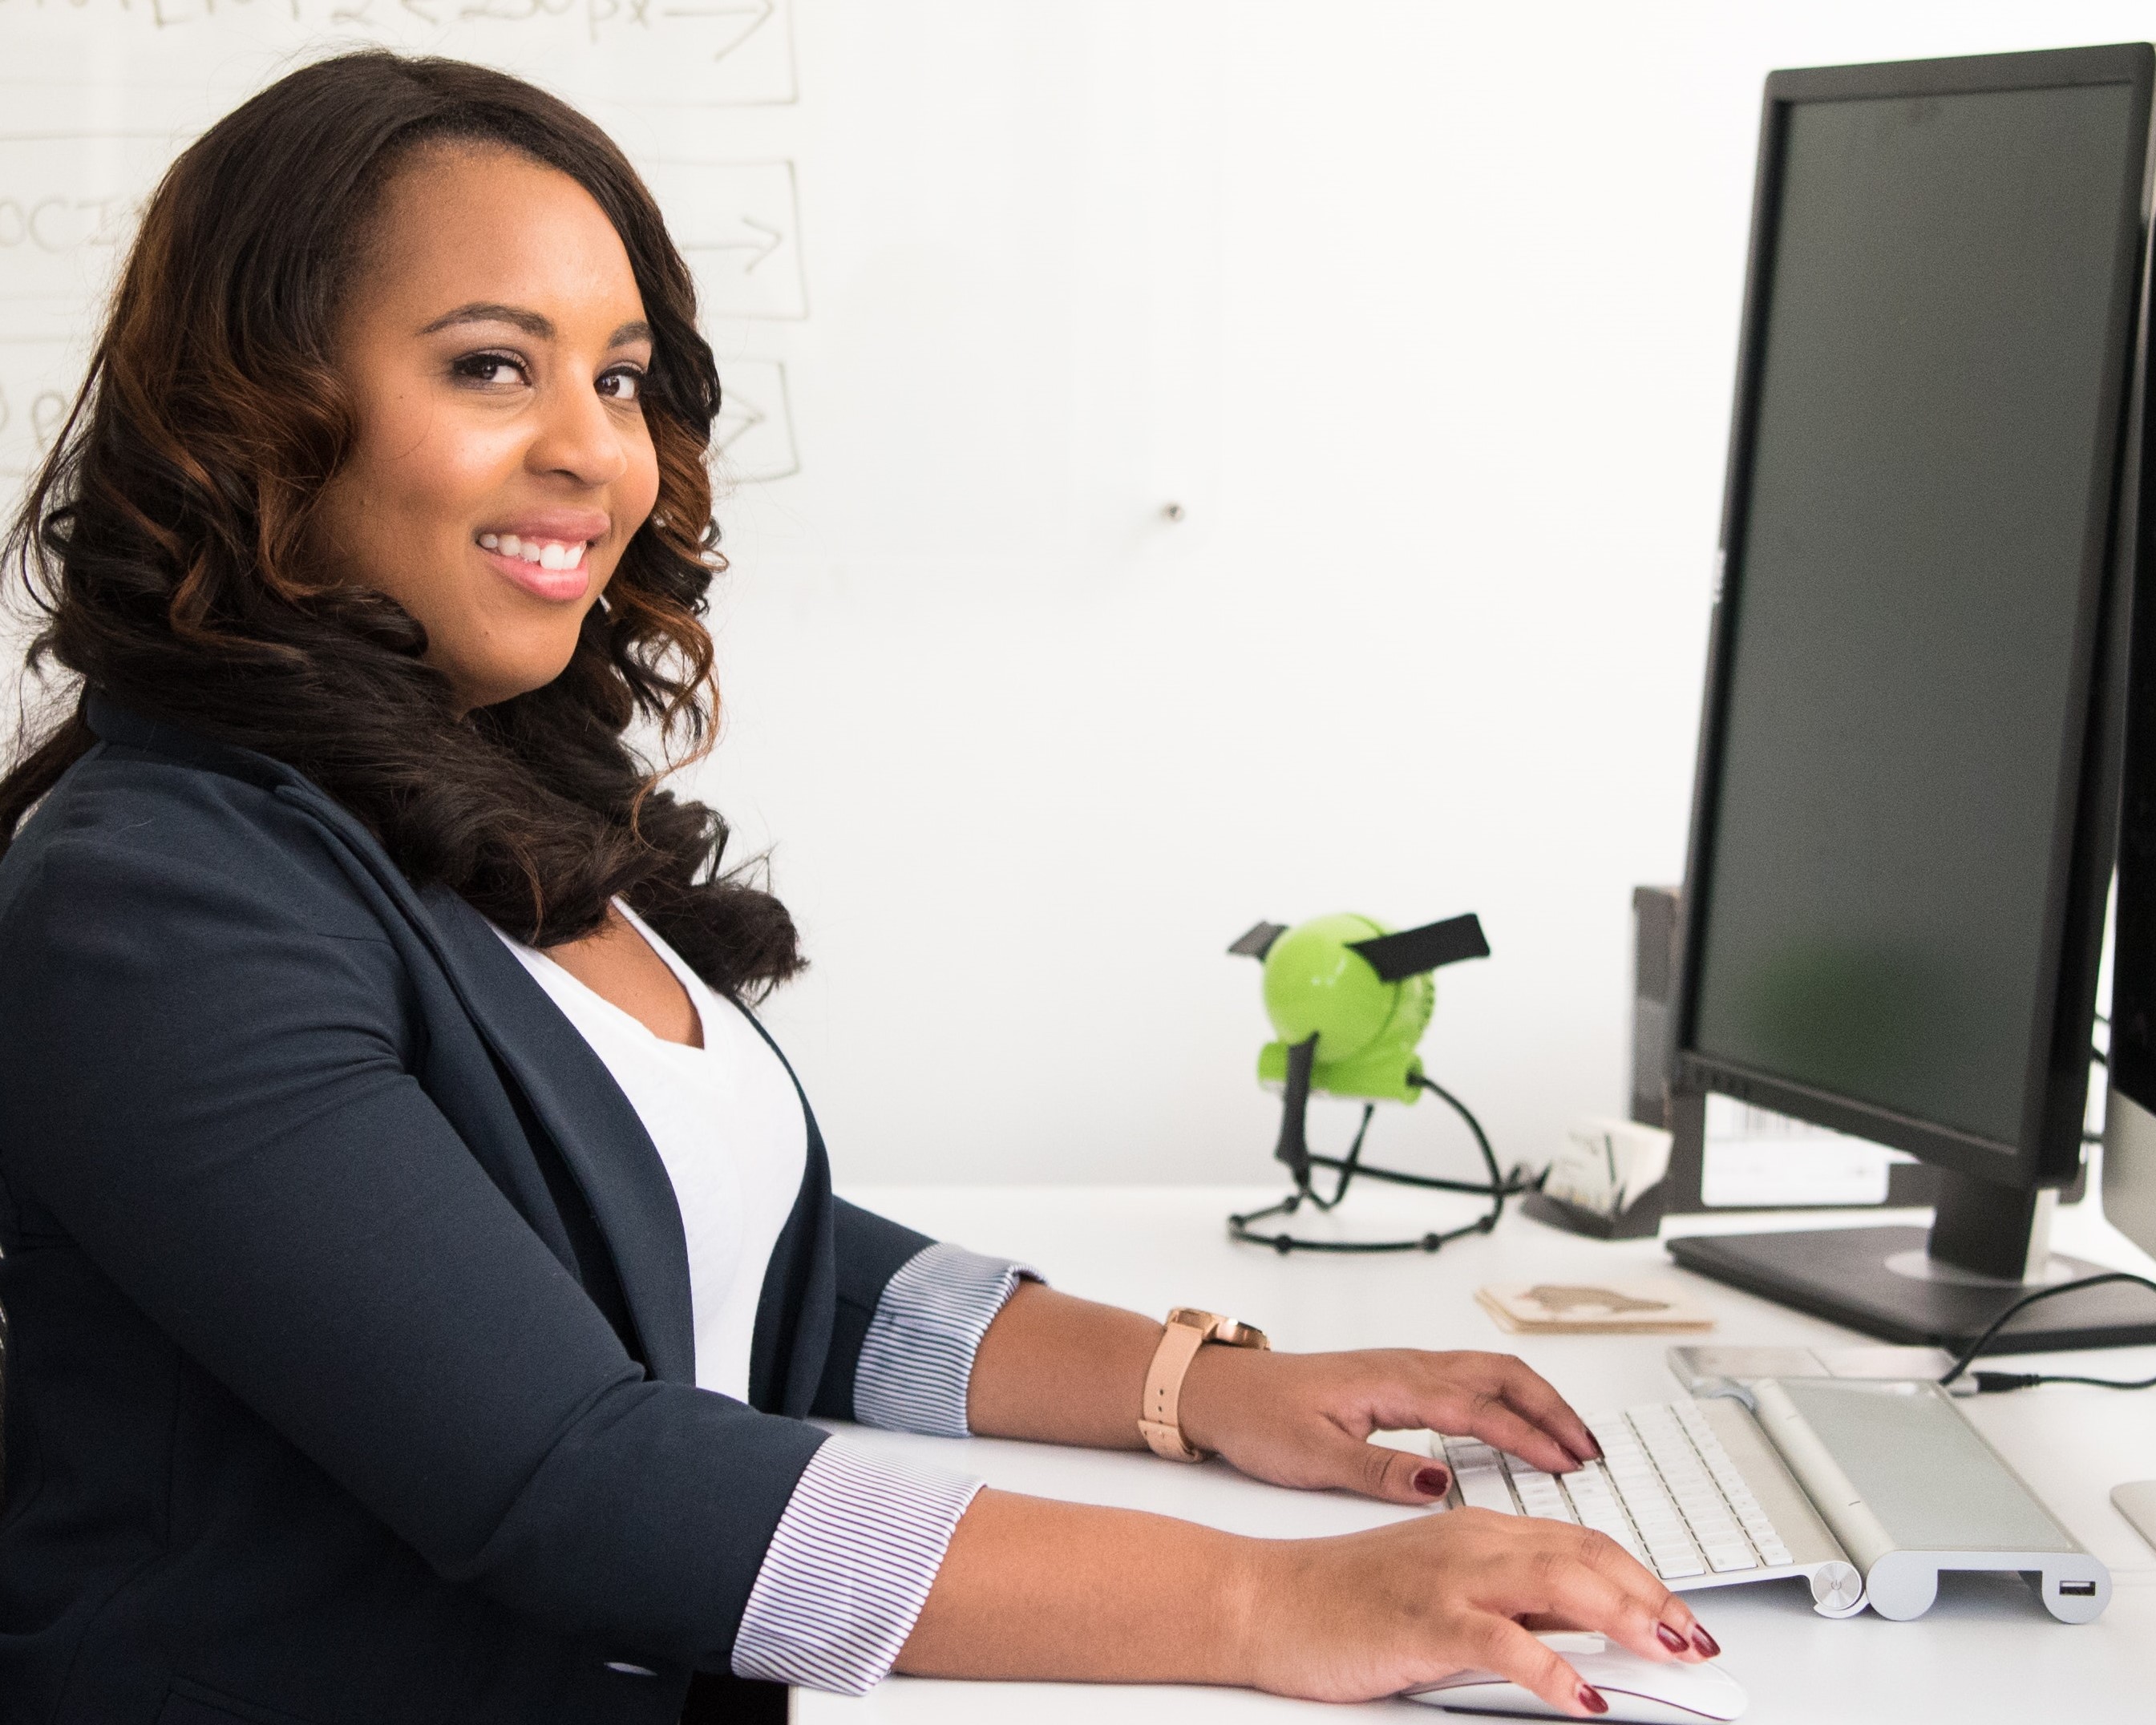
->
(1665, 44), (2156, 1352)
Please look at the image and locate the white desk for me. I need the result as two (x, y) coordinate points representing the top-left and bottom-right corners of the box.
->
(800, 1182), (2156, 1724)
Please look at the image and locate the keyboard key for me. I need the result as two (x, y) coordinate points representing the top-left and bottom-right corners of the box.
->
(1703, 1542), (1757, 1573)
(1456, 1468), (1518, 1514)
(1514, 1480), (1571, 1511)
(1758, 1539), (1792, 1565)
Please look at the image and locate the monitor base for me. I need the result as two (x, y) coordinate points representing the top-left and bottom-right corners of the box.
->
(1666, 1225), (2156, 1353)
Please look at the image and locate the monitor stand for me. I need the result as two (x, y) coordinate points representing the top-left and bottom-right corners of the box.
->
(1666, 1171), (2156, 1353)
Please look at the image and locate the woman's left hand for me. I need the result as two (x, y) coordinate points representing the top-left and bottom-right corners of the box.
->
(1175, 1344), (1603, 1505)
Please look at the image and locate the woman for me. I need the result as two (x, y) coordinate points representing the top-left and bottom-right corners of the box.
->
(0, 52), (1714, 1725)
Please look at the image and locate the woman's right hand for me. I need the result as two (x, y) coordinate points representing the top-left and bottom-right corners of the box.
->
(1240, 1507), (1717, 1715)
(899, 1489), (1717, 1715)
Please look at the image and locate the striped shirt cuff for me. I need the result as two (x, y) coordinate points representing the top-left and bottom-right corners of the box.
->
(730, 1440), (983, 1693)
(851, 1242), (1038, 1438)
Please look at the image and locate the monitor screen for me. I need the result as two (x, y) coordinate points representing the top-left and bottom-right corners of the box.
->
(1687, 79), (2139, 1152)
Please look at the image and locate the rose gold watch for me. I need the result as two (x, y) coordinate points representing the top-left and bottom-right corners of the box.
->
(1138, 1306), (1271, 1462)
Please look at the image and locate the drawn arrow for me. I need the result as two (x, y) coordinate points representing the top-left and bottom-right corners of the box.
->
(658, 0), (777, 65)
(691, 214), (784, 273)
(712, 392), (767, 455)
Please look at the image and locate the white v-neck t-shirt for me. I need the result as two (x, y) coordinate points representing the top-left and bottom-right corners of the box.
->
(494, 902), (808, 1401)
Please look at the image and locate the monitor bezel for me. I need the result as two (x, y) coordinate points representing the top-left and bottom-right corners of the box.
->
(1669, 43), (2155, 1190)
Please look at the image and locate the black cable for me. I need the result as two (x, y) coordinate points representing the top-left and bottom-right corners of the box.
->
(1297, 1105), (1377, 1213)
(1936, 1270), (2156, 1392)
(1971, 1367), (2156, 1392)
(1228, 1074), (1532, 1254)
(1413, 1073), (1514, 1228)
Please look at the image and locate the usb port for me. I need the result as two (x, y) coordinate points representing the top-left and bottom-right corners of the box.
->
(2058, 1580), (2097, 1597)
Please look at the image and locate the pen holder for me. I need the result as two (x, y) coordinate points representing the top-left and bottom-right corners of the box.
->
(1523, 1115), (1671, 1239)
(1522, 1181), (1667, 1239)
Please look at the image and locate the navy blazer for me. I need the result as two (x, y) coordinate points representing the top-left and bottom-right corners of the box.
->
(0, 698), (936, 1725)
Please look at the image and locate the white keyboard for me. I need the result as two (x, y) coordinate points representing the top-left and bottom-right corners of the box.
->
(1438, 1400), (1795, 1582)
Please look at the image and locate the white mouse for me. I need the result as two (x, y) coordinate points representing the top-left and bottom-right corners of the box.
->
(1402, 1632), (1746, 1723)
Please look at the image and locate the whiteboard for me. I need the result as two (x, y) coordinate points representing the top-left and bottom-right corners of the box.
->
(0, 0), (1212, 561)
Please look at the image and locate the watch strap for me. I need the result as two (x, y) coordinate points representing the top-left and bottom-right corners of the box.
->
(1138, 1307), (1271, 1462)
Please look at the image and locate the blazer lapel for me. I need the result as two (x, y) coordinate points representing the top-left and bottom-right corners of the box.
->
(415, 887), (698, 1387)
(734, 1005), (838, 1416)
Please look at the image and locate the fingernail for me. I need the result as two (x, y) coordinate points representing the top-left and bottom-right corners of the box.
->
(1413, 1465), (1451, 1498)
(1578, 1685), (1610, 1715)
(1655, 1622), (1687, 1654)
(1691, 1626), (1720, 1658)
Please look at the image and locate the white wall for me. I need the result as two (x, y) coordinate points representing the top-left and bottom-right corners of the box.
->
(6, 2), (2153, 1184)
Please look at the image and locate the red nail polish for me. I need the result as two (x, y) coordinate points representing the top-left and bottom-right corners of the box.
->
(1691, 1626), (1720, 1658)
(1414, 1465), (1451, 1497)
(1655, 1622), (1687, 1653)
(1578, 1685), (1610, 1715)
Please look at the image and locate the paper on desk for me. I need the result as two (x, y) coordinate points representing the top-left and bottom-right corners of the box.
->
(1545, 1116), (1672, 1216)
(1477, 1277), (1716, 1335)
(1701, 1095), (1907, 1206)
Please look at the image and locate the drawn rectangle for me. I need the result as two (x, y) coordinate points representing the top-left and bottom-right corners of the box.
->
(642, 160), (807, 321)
(3, 0), (798, 109)
(710, 356), (799, 483)
(0, 133), (171, 343)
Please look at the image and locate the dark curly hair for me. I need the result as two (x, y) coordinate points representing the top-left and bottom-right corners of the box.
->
(0, 50), (802, 997)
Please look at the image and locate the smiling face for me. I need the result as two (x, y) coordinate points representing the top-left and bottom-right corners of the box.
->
(311, 143), (661, 712)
